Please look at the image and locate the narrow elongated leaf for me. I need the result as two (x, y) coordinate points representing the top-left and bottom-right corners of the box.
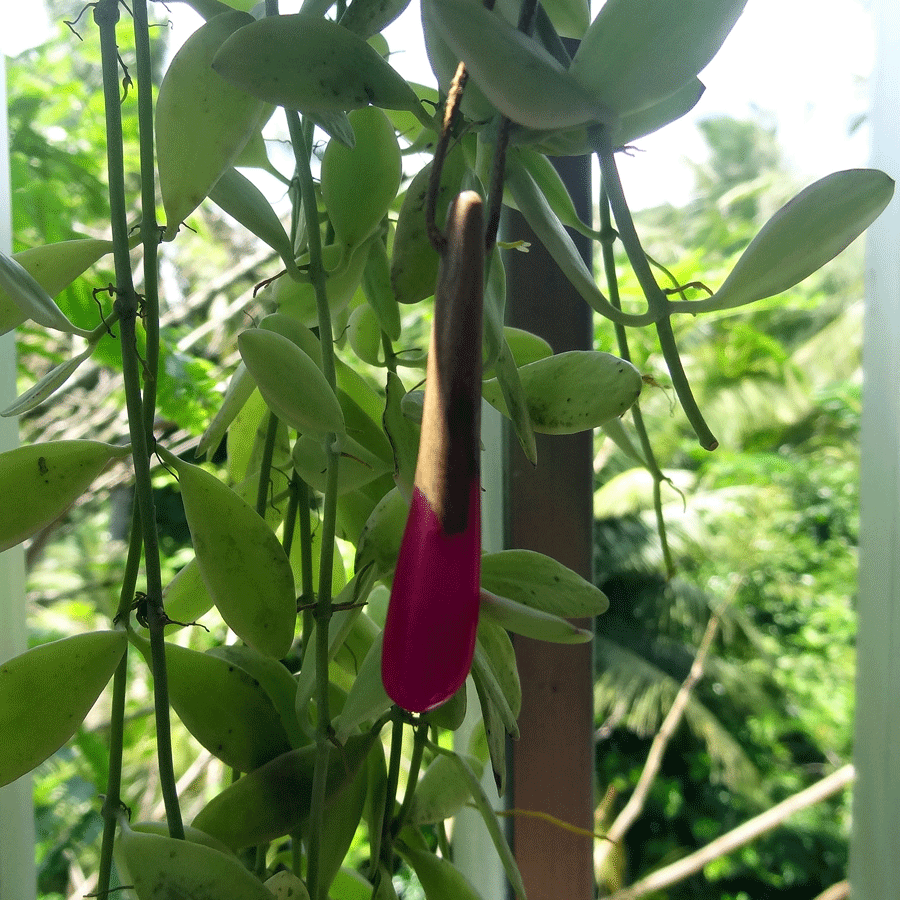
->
(476, 621), (521, 721)
(196, 362), (256, 460)
(0, 249), (92, 336)
(698, 168), (895, 311)
(479, 588), (594, 643)
(208, 167), (295, 267)
(0, 239), (115, 335)
(504, 157), (628, 322)
(408, 753), (484, 825)
(471, 641), (519, 739)
(396, 844), (486, 900)
(480, 549), (609, 617)
(156, 11), (269, 236)
(238, 328), (345, 437)
(1, 339), (98, 417)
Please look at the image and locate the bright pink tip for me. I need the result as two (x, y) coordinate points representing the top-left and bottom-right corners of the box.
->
(381, 481), (481, 712)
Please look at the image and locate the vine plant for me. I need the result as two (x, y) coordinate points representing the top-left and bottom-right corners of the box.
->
(0, 0), (892, 899)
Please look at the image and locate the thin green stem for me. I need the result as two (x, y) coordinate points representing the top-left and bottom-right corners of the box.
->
(97, 654), (129, 889)
(598, 187), (676, 576)
(255, 411), (280, 518)
(281, 471), (301, 557)
(436, 820), (452, 860)
(380, 711), (405, 870)
(305, 736), (331, 898)
(132, 0), (160, 439)
(254, 843), (268, 878)
(297, 477), (315, 664)
(595, 130), (717, 450)
(283, 105), (341, 900)
(285, 112), (337, 391)
(97, 503), (144, 897)
(381, 330), (398, 376)
(94, 0), (183, 836)
(394, 722), (428, 832)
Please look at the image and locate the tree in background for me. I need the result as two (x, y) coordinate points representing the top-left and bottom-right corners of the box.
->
(593, 115), (861, 898)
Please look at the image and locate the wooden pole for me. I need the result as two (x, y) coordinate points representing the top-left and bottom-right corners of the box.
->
(503, 151), (595, 900)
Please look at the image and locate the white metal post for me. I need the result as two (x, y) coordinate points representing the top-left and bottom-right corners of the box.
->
(0, 49), (37, 900)
(850, 0), (900, 894)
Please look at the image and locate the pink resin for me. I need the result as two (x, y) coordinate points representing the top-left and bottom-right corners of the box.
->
(381, 480), (481, 712)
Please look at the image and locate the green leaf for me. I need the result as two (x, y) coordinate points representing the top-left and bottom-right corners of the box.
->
(430, 748), (527, 900)
(533, 0), (590, 39)
(698, 168), (895, 311)
(471, 639), (519, 739)
(612, 77), (706, 146)
(481, 351), (643, 435)
(238, 328), (345, 437)
(480, 549), (609, 617)
(156, 11), (269, 236)
(479, 589), (594, 644)
(407, 752), (483, 825)
(196, 362), (256, 460)
(129, 634), (293, 772)
(504, 156), (630, 322)
(0, 248), (93, 337)
(383, 373), (420, 499)
(212, 14), (427, 122)
(162, 559), (216, 631)
(1, 339), (99, 417)
(0, 631), (127, 787)
(396, 844), (486, 900)
(0, 441), (130, 552)
(489, 337), (537, 464)
(331, 634), (392, 743)
(159, 448), (297, 659)
(317, 749), (369, 900)
(191, 732), (376, 850)
(208, 167), (296, 268)
(471, 669), (506, 793)
(476, 620), (521, 721)
(423, 0), (608, 130)
(571, 0), (747, 117)
(0, 239), (115, 335)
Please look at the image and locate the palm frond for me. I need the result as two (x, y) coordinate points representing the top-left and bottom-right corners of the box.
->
(594, 635), (760, 792)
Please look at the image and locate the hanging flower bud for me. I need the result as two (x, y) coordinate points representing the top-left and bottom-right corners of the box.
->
(382, 191), (484, 712)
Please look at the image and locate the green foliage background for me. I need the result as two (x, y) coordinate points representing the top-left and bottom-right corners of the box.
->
(592, 118), (859, 897)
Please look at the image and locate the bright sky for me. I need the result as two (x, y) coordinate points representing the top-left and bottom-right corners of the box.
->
(3, 0), (875, 210)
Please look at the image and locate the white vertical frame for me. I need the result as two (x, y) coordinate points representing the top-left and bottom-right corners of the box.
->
(850, 0), (900, 894)
(452, 401), (505, 900)
(0, 50), (37, 900)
